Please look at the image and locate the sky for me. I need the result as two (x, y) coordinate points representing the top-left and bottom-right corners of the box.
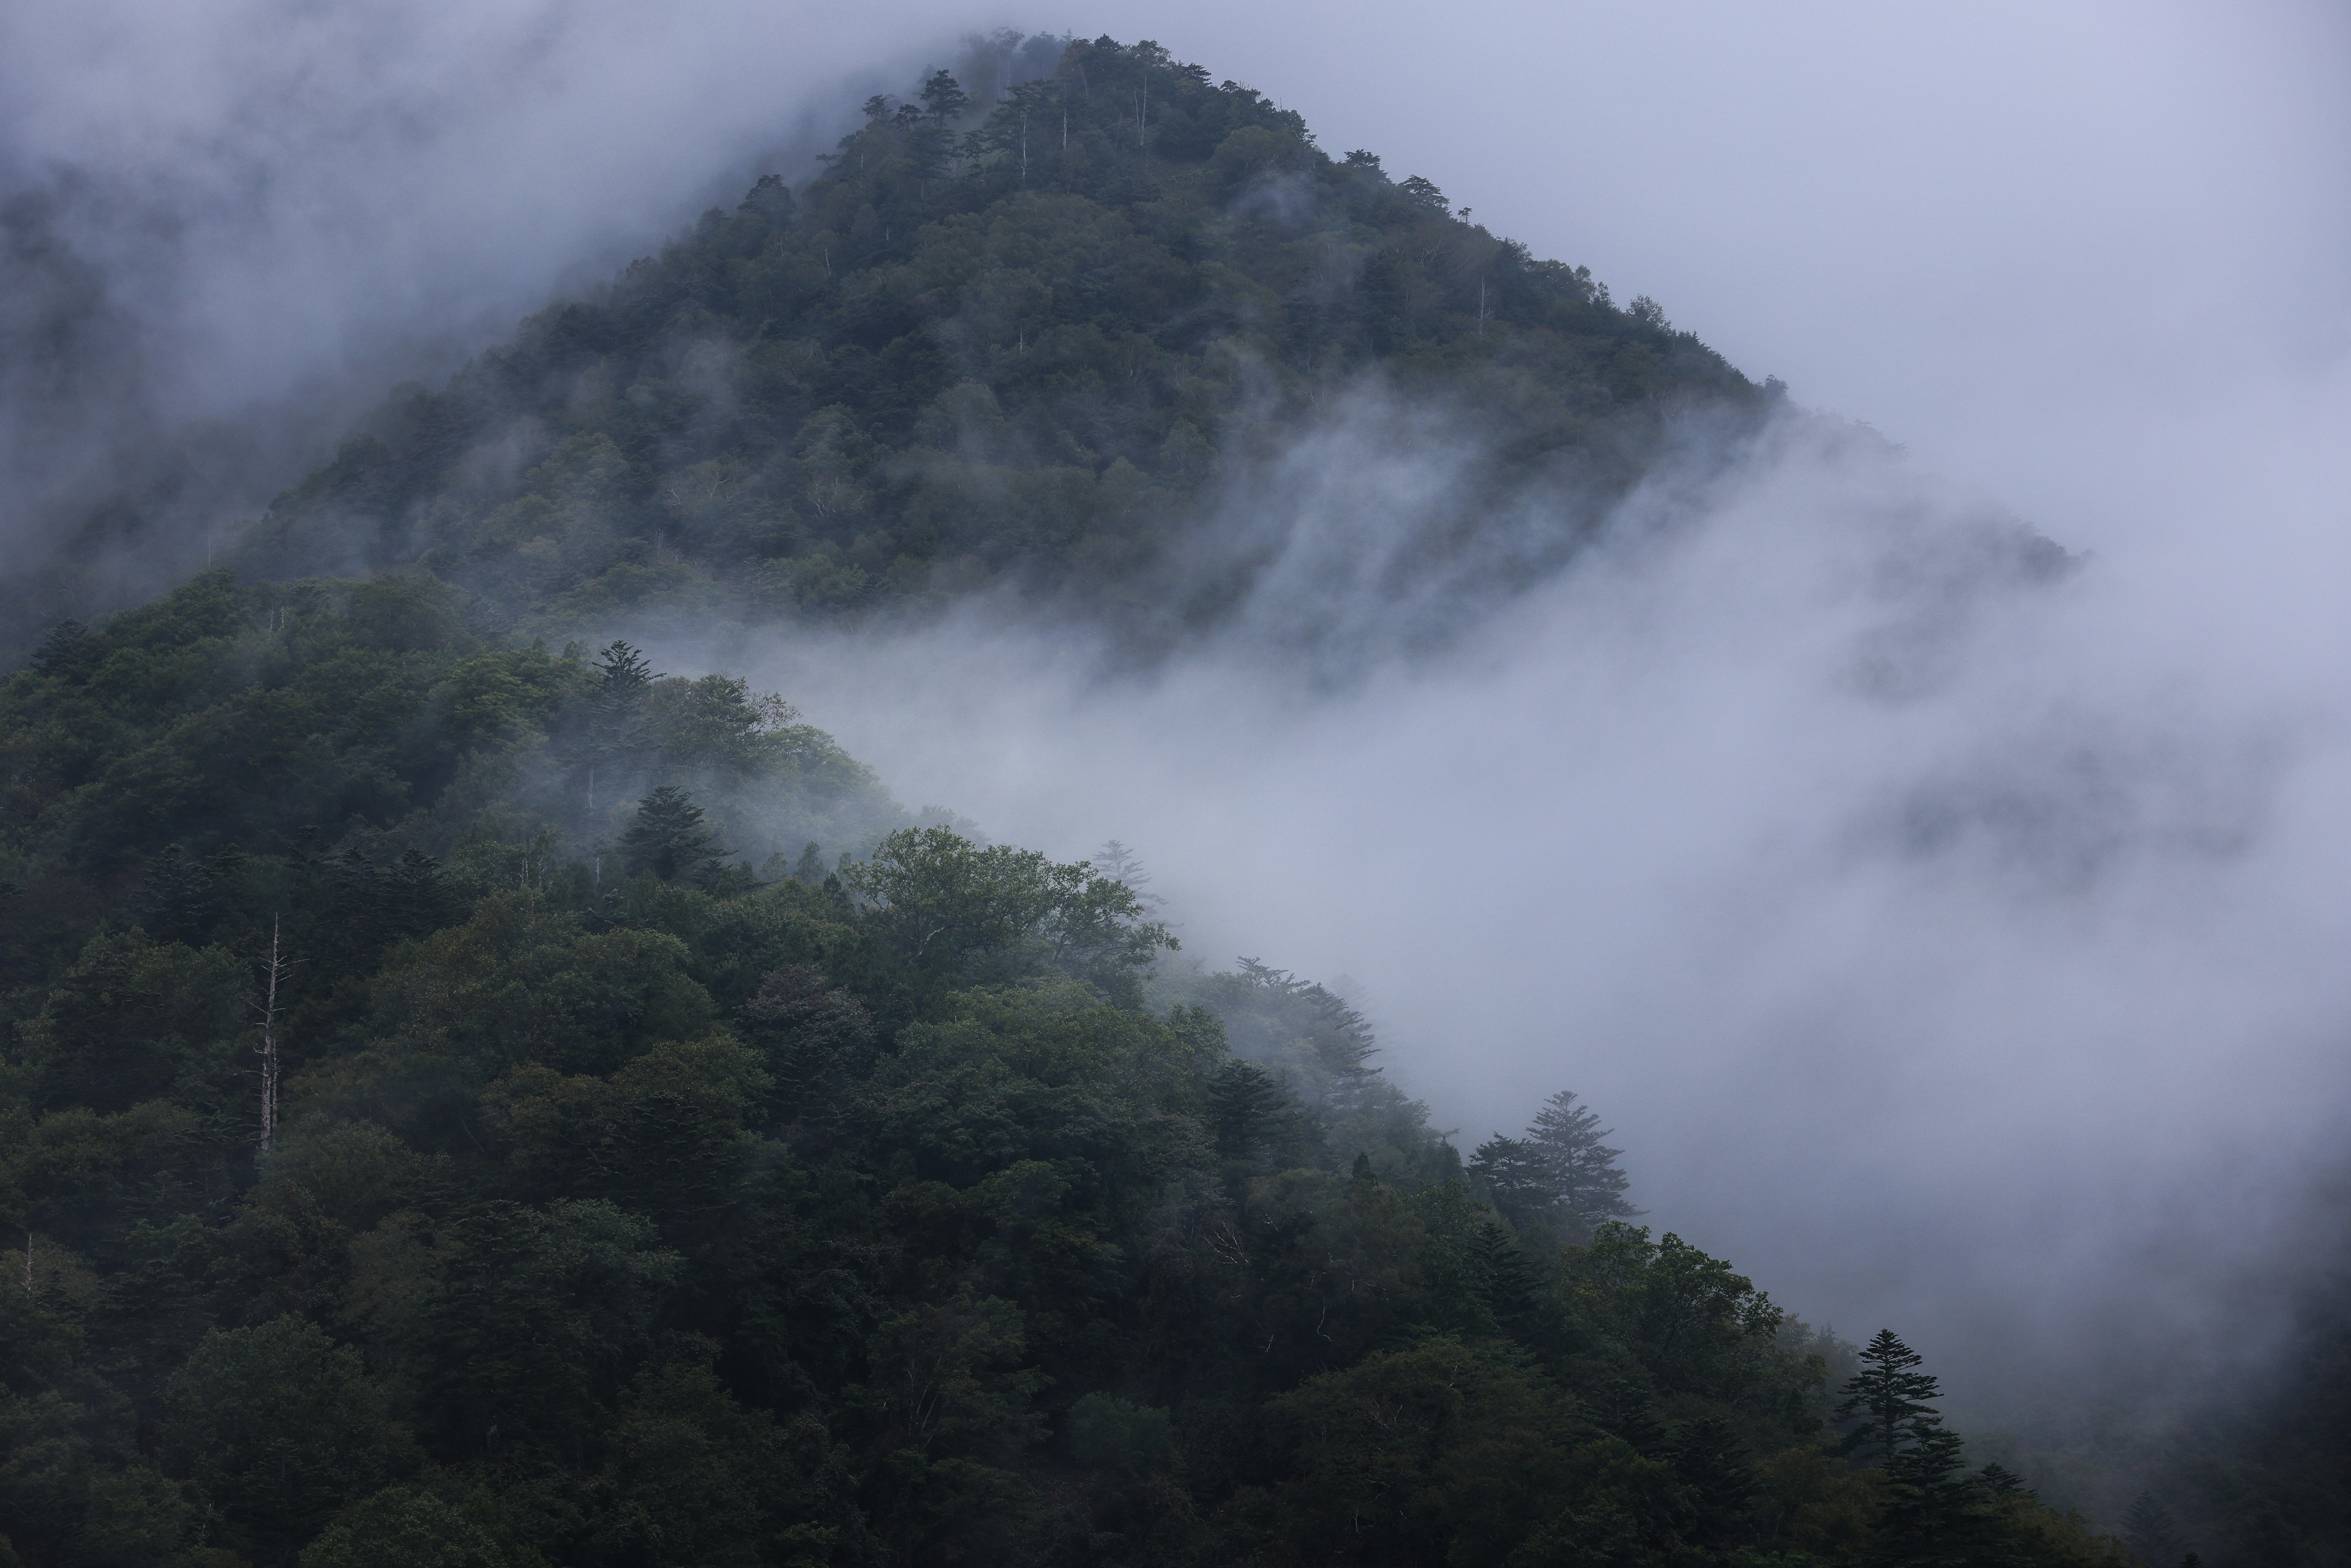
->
(6, 0), (2350, 1436)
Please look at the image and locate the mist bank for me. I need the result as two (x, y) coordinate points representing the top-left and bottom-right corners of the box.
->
(673, 397), (2351, 1419)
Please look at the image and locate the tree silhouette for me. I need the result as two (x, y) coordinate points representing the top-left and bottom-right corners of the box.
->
(1470, 1134), (1556, 1231)
(1835, 1329), (1943, 1465)
(621, 786), (723, 884)
(1528, 1089), (1638, 1224)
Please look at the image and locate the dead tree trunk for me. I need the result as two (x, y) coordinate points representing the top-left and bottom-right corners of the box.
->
(256, 915), (289, 1158)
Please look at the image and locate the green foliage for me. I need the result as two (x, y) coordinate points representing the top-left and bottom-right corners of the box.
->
(620, 784), (724, 885)
(844, 824), (1174, 1000)
(1835, 1329), (1941, 1468)
(161, 1315), (417, 1564)
(0, 41), (2147, 1568)
(211, 36), (1765, 656)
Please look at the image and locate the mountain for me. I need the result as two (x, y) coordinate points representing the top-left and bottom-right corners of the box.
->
(0, 35), (2157, 1568)
(228, 34), (1768, 662)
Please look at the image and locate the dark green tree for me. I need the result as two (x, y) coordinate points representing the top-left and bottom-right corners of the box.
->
(1528, 1088), (1638, 1225)
(2123, 1491), (2182, 1566)
(1469, 1133), (1556, 1229)
(29, 618), (89, 677)
(1672, 1414), (1758, 1549)
(1835, 1329), (1942, 1466)
(918, 67), (971, 122)
(620, 786), (724, 884)
(160, 1316), (416, 1566)
(1881, 1419), (1979, 1555)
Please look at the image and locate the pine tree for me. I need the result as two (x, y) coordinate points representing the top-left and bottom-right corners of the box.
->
(582, 641), (661, 811)
(918, 68), (971, 122)
(138, 844), (219, 945)
(1835, 1330), (1942, 1466)
(1207, 1058), (1299, 1166)
(1881, 1420), (1978, 1552)
(378, 850), (461, 941)
(621, 786), (723, 884)
(1672, 1415), (1758, 1548)
(1528, 1089), (1638, 1225)
(1469, 1135), (1558, 1231)
(1587, 1373), (1670, 1457)
(1975, 1461), (2030, 1497)
(2123, 1492), (2181, 1566)
(29, 618), (89, 677)
(1470, 1219), (1543, 1330)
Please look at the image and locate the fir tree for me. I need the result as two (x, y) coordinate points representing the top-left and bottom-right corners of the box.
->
(1835, 1329), (1942, 1466)
(1528, 1089), (1638, 1225)
(1207, 1058), (1299, 1166)
(29, 618), (88, 677)
(621, 786), (724, 884)
(1672, 1415), (1758, 1548)
(1469, 1134), (1556, 1231)
(918, 67), (971, 122)
(1881, 1420), (1979, 1554)
(2123, 1492), (2182, 1566)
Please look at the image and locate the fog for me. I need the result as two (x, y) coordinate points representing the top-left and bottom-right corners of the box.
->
(0, 0), (993, 612)
(737, 393), (2351, 1421)
(8, 0), (2351, 1450)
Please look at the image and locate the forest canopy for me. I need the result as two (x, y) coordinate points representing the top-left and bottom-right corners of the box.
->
(205, 32), (1767, 665)
(2, 558), (2136, 1568)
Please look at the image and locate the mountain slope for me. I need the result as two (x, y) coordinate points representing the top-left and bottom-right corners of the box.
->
(234, 35), (1765, 656)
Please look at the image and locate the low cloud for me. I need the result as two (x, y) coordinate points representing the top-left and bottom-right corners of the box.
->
(718, 392), (2351, 1417)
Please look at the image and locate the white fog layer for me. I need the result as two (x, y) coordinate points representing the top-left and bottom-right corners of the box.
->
(737, 400), (2351, 1400)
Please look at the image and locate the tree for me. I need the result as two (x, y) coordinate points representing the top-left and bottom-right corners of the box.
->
(1835, 1329), (1942, 1466)
(918, 67), (971, 122)
(580, 641), (661, 810)
(1090, 839), (1164, 908)
(620, 786), (724, 885)
(2123, 1491), (2183, 1565)
(1469, 1134), (1556, 1229)
(160, 1316), (416, 1565)
(298, 1485), (538, 1568)
(1880, 1420), (1979, 1553)
(1208, 1058), (1303, 1168)
(1673, 1415), (1759, 1548)
(252, 915), (294, 1157)
(29, 618), (89, 677)
(1528, 1089), (1638, 1225)
(844, 827), (1172, 992)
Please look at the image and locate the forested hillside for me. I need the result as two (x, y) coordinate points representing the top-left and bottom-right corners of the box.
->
(223, 34), (1766, 660)
(1, 32), (2282, 1568)
(1, 567), (2135, 1566)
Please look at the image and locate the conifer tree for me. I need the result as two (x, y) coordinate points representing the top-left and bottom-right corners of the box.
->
(1469, 1135), (1556, 1229)
(1881, 1420), (1979, 1553)
(1673, 1415), (1758, 1548)
(1207, 1058), (1298, 1166)
(1528, 1089), (1638, 1224)
(29, 618), (88, 677)
(918, 68), (970, 122)
(2123, 1492), (2183, 1566)
(621, 786), (724, 884)
(1835, 1329), (1943, 1465)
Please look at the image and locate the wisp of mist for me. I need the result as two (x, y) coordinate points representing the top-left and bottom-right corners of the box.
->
(719, 397), (2351, 1415)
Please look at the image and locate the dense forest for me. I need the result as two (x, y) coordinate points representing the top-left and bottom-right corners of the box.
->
(0, 32), (2334, 1568)
(206, 33), (1769, 666)
(3, 569), (2136, 1567)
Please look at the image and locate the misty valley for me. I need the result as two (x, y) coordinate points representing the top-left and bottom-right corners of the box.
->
(1, 31), (2341, 1568)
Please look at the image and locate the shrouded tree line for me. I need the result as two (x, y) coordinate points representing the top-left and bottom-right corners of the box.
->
(1472, 1087), (1641, 1240)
